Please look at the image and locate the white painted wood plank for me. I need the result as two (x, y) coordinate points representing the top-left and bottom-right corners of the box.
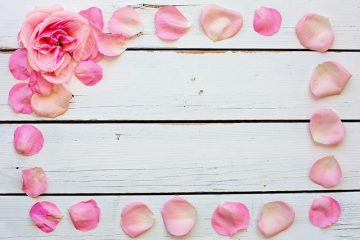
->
(1, 123), (359, 193)
(1, 51), (360, 121)
(0, 193), (359, 239)
(1, 0), (360, 50)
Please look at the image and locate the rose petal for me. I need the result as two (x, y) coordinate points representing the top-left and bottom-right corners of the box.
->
(310, 108), (346, 146)
(258, 201), (295, 238)
(14, 124), (44, 156)
(121, 202), (155, 238)
(309, 196), (341, 228)
(29, 201), (63, 233)
(96, 33), (127, 57)
(200, 4), (243, 42)
(8, 83), (33, 114)
(310, 156), (342, 188)
(31, 84), (72, 118)
(22, 167), (47, 198)
(310, 61), (352, 98)
(74, 60), (103, 86)
(161, 197), (197, 236)
(108, 6), (143, 39)
(155, 6), (191, 41)
(79, 7), (104, 31)
(8, 48), (31, 80)
(211, 201), (250, 237)
(296, 13), (334, 52)
(29, 71), (54, 96)
(253, 7), (282, 36)
(69, 199), (100, 232)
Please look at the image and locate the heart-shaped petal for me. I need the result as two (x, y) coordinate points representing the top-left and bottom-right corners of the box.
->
(8, 83), (33, 114)
(79, 7), (104, 31)
(309, 196), (341, 228)
(109, 6), (143, 39)
(200, 4), (243, 42)
(296, 13), (334, 52)
(155, 6), (191, 41)
(96, 33), (127, 57)
(310, 61), (352, 98)
(161, 197), (197, 236)
(253, 6), (282, 36)
(14, 124), (44, 156)
(121, 202), (155, 238)
(310, 156), (342, 188)
(75, 60), (103, 86)
(22, 167), (48, 198)
(211, 201), (250, 236)
(69, 199), (100, 232)
(29, 201), (63, 233)
(8, 48), (31, 80)
(309, 108), (346, 146)
(258, 201), (295, 238)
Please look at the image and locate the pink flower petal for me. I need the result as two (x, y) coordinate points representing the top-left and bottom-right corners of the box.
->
(22, 167), (47, 198)
(31, 84), (72, 118)
(310, 156), (342, 188)
(309, 196), (341, 228)
(296, 13), (334, 52)
(96, 33), (127, 57)
(310, 61), (352, 99)
(155, 6), (191, 41)
(29, 201), (63, 233)
(258, 201), (295, 238)
(8, 48), (31, 80)
(121, 202), (155, 238)
(109, 6), (143, 39)
(8, 83), (33, 114)
(29, 71), (54, 96)
(74, 60), (103, 86)
(69, 199), (100, 232)
(79, 7), (104, 31)
(161, 197), (197, 236)
(200, 4), (243, 42)
(14, 124), (44, 156)
(211, 201), (250, 237)
(253, 7), (282, 36)
(309, 108), (346, 146)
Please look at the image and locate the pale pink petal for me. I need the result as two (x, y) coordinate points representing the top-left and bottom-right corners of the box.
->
(121, 202), (155, 238)
(31, 84), (72, 118)
(161, 197), (197, 236)
(309, 108), (346, 146)
(310, 61), (352, 98)
(108, 6), (143, 39)
(40, 56), (74, 84)
(69, 199), (101, 232)
(296, 13), (334, 52)
(96, 33), (127, 57)
(258, 201), (295, 238)
(14, 125), (44, 156)
(253, 7), (282, 36)
(155, 6), (191, 41)
(310, 156), (342, 188)
(8, 48), (31, 80)
(74, 60), (103, 86)
(309, 196), (341, 228)
(8, 83), (33, 114)
(22, 167), (47, 198)
(211, 201), (250, 237)
(29, 201), (63, 233)
(29, 71), (54, 96)
(200, 4), (243, 42)
(79, 7), (104, 31)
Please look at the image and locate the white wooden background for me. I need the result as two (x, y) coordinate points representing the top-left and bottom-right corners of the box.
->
(0, 0), (359, 239)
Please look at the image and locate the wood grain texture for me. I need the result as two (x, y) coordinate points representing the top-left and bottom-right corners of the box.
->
(1, 0), (360, 50)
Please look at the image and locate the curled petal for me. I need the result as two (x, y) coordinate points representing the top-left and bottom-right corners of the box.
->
(310, 156), (342, 188)
(296, 13), (334, 52)
(310, 61), (352, 98)
(22, 167), (47, 198)
(14, 124), (44, 156)
(79, 7), (104, 31)
(31, 84), (72, 118)
(211, 201), (250, 236)
(69, 199), (101, 232)
(155, 6), (191, 41)
(309, 196), (341, 228)
(161, 197), (197, 236)
(121, 202), (155, 238)
(29, 71), (54, 96)
(75, 60), (103, 86)
(310, 108), (346, 146)
(8, 48), (31, 80)
(253, 7), (282, 36)
(29, 201), (63, 233)
(200, 4), (243, 42)
(96, 33), (127, 57)
(109, 6), (143, 39)
(258, 201), (295, 238)
(8, 83), (33, 114)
